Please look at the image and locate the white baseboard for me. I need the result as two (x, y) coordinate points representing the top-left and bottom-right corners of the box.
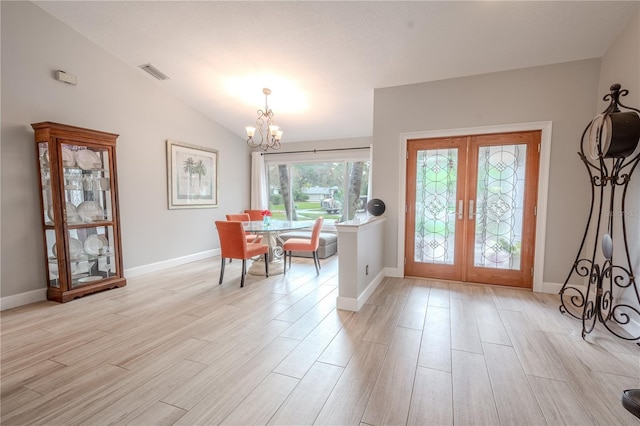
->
(124, 249), (218, 278)
(0, 288), (48, 311)
(335, 296), (359, 311)
(336, 269), (386, 312)
(0, 249), (220, 311)
(383, 267), (403, 278)
(541, 281), (564, 294)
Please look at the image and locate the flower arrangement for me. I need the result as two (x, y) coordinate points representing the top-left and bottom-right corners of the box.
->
(261, 209), (272, 226)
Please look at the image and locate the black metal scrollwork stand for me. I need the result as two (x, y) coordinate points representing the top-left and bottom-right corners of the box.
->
(559, 84), (640, 345)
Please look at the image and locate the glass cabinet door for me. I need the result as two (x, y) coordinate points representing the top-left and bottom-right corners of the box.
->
(40, 141), (119, 290)
(65, 226), (118, 288)
(38, 141), (60, 287)
(61, 143), (112, 223)
(60, 143), (116, 287)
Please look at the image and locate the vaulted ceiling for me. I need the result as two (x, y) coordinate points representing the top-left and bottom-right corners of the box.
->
(34, 1), (639, 143)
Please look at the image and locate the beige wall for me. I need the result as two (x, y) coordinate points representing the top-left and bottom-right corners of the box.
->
(373, 59), (602, 284)
(599, 9), (640, 111)
(1, 2), (251, 300)
(597, 8), (640, 312)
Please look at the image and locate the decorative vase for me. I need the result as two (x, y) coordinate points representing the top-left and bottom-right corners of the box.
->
(263, 215), (271, 227)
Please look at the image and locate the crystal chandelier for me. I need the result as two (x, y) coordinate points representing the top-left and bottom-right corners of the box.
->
(246, 88), (283, 151)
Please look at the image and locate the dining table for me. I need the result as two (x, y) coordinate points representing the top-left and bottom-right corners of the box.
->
(243, 219), (314, 275)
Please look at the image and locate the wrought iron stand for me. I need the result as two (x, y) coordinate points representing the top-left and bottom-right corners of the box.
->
(559, 84), (640, 345)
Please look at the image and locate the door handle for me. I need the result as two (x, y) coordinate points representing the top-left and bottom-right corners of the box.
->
(458, 200), (464, 220)
(469, 200), (475, 220)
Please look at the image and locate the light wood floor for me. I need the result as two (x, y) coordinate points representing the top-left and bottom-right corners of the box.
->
(1, 255), (639, 425)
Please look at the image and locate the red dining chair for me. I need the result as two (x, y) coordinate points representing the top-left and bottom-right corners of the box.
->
(215, 221), (269, 287)
(283, 217), (324, 275)
(226, 214), (262, 243)
(244, 209), (264, 221)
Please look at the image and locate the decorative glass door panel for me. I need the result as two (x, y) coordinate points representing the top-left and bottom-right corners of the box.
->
(473, 144), (526, 270)
(405, 137), (467, 281)
(406, 131), (540, 288)
(414, 148), (458, 265)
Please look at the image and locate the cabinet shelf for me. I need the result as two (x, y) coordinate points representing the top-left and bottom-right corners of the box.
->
(49, 253), (115, 262)
(45, 220), (115, 229)
(33, 122), (126, 303)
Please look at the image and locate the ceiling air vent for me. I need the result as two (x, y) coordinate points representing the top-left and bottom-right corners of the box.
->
(139, 63), (170, 81)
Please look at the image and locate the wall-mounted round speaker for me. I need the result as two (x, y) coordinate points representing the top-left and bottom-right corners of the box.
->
(588, 111), (640, 159)
(367, 198), (386, 216)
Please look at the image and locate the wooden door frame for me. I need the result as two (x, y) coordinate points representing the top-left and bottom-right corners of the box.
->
(405, 137), (469, 282)
(463, 131), (540, 288)
(397, 121), (553, 293)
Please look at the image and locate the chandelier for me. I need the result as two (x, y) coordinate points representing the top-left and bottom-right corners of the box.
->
(246, 88), (283, 151)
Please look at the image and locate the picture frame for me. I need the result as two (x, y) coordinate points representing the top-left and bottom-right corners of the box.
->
(167, 140), (218, 209)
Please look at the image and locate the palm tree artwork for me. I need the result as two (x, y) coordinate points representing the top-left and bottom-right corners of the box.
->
(169, 141), (217, 208)
(194, 160), (207, 186)
(183, 157), (207, 194)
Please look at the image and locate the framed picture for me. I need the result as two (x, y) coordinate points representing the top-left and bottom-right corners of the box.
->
(167, 140), (218, 209)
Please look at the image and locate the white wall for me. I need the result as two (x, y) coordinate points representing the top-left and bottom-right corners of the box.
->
(267, 136), (372, 154)
(597, 8), (640, 320)
(373, 59), (602, 284)
(336, 217), (386, 311)
(1, 2), (252, 301)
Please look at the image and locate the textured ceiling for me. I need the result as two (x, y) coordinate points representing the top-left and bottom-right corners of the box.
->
(34, 1), (639, 143)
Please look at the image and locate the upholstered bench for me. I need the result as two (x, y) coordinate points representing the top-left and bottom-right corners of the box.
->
(278, 231), (338, 259)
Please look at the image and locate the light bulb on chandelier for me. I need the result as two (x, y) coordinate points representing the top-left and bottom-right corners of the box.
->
(246, 88), (283, 151)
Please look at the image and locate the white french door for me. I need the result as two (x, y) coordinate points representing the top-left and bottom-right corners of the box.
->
(405, 131), (540, 288)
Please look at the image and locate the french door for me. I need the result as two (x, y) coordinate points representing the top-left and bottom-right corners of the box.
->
(405, 131), (540, 288)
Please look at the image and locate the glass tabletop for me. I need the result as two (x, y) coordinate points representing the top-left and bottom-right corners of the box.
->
(243, 219), (313, 233)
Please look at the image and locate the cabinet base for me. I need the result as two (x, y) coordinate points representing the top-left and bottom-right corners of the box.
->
(47, 278), (126, 303)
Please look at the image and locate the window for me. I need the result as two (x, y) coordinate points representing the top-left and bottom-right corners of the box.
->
(263, 148), (371, 225)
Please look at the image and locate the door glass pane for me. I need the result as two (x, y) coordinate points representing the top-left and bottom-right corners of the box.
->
(414, 148), (458, 265)
(474, 144), (526, 270)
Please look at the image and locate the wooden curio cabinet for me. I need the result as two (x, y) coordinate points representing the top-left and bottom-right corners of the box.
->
(32, 122), (126, 302)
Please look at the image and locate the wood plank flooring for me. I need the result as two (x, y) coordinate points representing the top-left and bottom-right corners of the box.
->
(1, 255), (639, 425)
